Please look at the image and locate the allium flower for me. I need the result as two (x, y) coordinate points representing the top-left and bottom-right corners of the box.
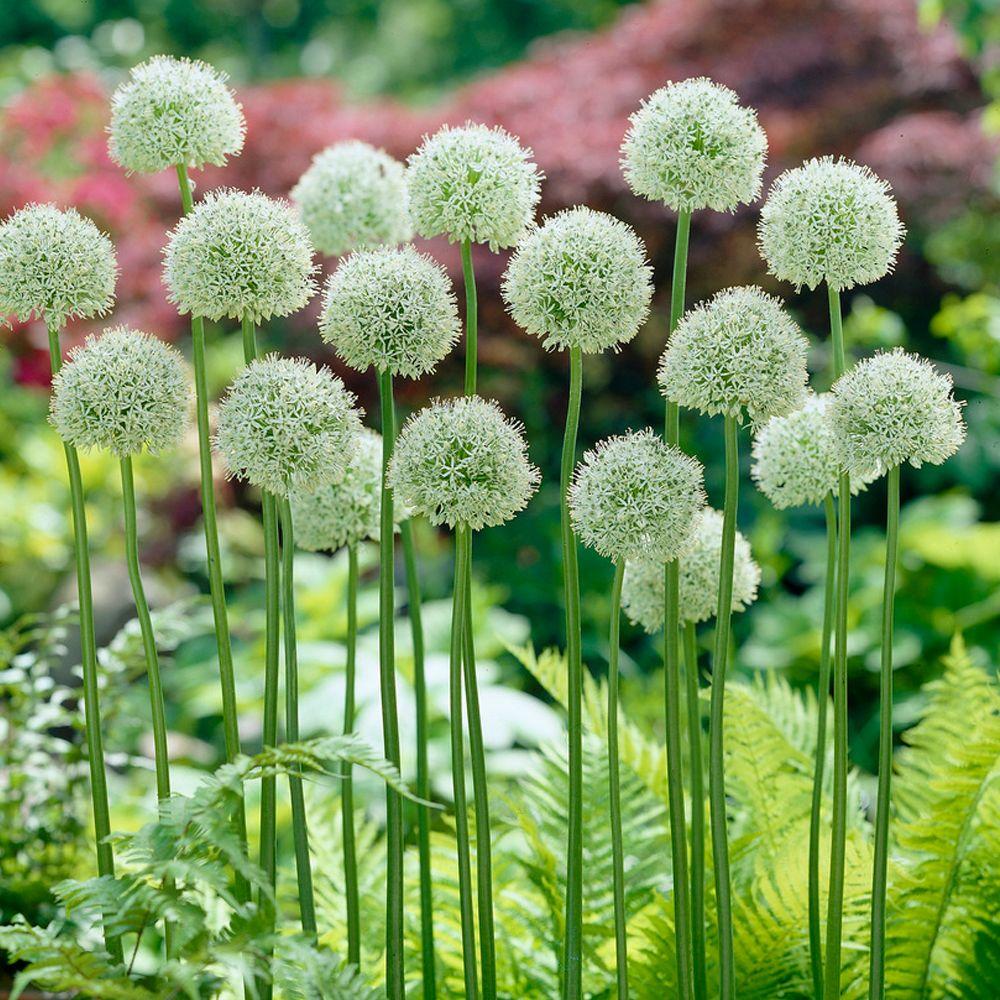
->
(501, 207), (653, 354)
(215, 355), (362, 497)
(407, 123), (542, 250)
(291, 141), (412, 257)
(621, 77), (767, 213)
(658, 286), (809, 425)
(49, 326), (191, 456)
(829, 348), (965, 479)
(389, 396), (540, 531)
(108, 55), (245, 174)
(290, 427), (383, 551)
(319, 245), (460, 378)
(0, 204), (116, 327)
(758, 156), (905, 292)
(568, 430), (705, 563)
(622, 510), (761, 631)
(163, 189), (316, 323)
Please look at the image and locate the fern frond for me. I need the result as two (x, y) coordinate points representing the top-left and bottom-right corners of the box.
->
(274, 936), (380, 999)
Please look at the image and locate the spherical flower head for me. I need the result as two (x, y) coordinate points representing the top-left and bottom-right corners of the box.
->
(621, 77), (767, 213)
(758, 156), (905, 292)
(163, 189), (317, 323)
(501, 207), (653, 354)
(291, 141), (412, 257)
(0, 204), (116, 328)
(406, 123), (542, 250)
(388, 396), (540, 531)
(319, 244), (460, 378)
(108, 55), (245, 174)
(568, 430), (705, 563)
(290, 427), (384, 551)
(49, 326), (191, 457)
(658, 286), (809, 426)
(622, 509), (761, 631)
(829, 348), (965, 479)
(215, 355), (362, 497)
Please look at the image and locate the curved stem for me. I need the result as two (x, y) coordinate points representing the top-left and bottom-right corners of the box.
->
(809, 494), (838, 999)
(608, 559), (628, 999)
(683, 621), (706, 1000)
(278, 498), (317, 940)
(342, 544), (361, 966)
(377, 368), (405, 999)
(461, 239), (478, 396)
(560, 347), (584, 1000)
(869, 464), (900, 999)
(450, 525), (480, 999)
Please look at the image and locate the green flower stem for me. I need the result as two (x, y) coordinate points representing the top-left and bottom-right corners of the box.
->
(377, 367), (405, 999)
(174, 164), (249, 905)
(561, 345), (585, 1000)
(278, 497), (317, 940)
(709, 414), (740, 1000)
(461, 238), (478, 396)
(450, 523), (480, 1000)
(401, 520), (436, 996)
(608, 558), (628, 999)
(665, 207), (695, 1000)
(46, 324), (122, 964)
(683, 621), (706, 1000)
(809, 493), (838, 999)
(342, 543), (361, 966)
(824, 285), (852, 1000)
(869, 463), (900, 1000)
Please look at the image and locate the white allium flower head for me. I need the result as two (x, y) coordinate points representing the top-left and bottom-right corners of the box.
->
(568, 430), (705, 563)
(290, 426), (384, 551)
(622, 509), (761, 631)
(501, 207), (653, 354)
(49, 326), (191, 457)
(319, 244), (460, 378)
(215, 355), (362, 497)
(108, 55), (245, 174)
(291, 141), (412, 257)
(658, 285), (809, 426)
(406, 122), (542, 250)
(163, 189), (317, 323)
(0, 204), (116, 328)
(829, 348), (965, 479)
(621, 77), (767, 213)
(758, 156), (905, 292)
(389, 396), (540, 531)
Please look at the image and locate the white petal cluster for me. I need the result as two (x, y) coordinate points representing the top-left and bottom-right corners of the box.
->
(319, 245), (460, 378)
(389, 396), (540, 531)
(0, 204), (116, 328)
(829, 349), (965, 479)
(108, 55), (245, 174)
(291, 141), (412, 257)
(758, 156), (905, 292)
(620, 77), (767, 213)
(163, 189), (317, 323)
(501, 207), (653, 354)
(290, 427), (383, 551)
(49, 326), (191, 457)
(622, 509), (761, 631)
(215, 355), (362, 497)
(658, 286), (808, 426)
(407, 123), (542, 250)
(568, 429), (705, 563)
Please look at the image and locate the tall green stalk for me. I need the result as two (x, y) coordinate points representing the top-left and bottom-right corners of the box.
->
(278, 498), (317, 940)
(46, 323), (123, 964)
(608, 559), (628, 999)
(869, 464), (900, 1000)
(561, 346), (585, 1000)
(709, 414), (740, 1000)
(682, 621), (706, 1000)
(377, 368), (405, 999)
(342, 543), (361, 966)
(809, 494), (838, 999)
